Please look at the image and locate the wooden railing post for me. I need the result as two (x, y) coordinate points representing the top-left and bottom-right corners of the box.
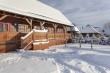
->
(91, 39), (93, 49)
(63, 26), (67, 39)
(79, 39), (81, 48)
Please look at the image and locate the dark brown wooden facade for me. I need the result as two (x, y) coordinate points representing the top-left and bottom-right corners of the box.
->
(0, 11), (73, 53)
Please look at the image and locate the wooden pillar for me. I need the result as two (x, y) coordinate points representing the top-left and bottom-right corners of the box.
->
(63, 26), (68, 46)
(63, 26), (67, 39)
(91, 39), (93, 49)
(52, 24), (58, 39)
(79, 39), (81, 48)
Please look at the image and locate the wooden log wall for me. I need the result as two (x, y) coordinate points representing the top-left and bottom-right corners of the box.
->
(0, 11), (73, 52)
(33, 32), (47, 41)
(0, 32), (25, 53)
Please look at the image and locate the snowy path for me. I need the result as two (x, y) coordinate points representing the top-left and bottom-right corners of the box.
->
(0, 43), (110, 73)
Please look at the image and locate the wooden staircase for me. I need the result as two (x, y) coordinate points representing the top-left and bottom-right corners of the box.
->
(21, 29), (49, 50)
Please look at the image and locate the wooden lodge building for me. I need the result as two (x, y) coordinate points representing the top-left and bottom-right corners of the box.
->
(0, 0), (74, 53)
(81, 25), (101, 40)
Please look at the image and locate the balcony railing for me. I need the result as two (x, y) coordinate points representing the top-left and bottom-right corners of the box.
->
(0, 30), (72, 52)
(21, 29), (48, 50)
(47, 33), (71, 39)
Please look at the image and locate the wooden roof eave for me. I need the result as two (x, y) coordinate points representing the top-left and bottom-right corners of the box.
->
(0, 10), (72, 27)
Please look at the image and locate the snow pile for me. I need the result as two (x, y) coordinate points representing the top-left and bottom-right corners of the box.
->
(0, 43), (110, 73)
(0, 52), (59, 73)
(33, 29), (48, 33)
(33, 41), (49, 45)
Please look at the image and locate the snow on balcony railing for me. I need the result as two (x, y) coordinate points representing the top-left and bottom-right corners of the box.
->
(21, 30), (33, 40)
(21, 29), (48, 50)
(34, 29), (48, 33)
(21, 29), (48, 40)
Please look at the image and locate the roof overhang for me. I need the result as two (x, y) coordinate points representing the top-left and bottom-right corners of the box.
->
(0, 0), (73, 26)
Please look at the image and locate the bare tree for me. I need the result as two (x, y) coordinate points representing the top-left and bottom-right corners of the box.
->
(103, 23), (110, 36)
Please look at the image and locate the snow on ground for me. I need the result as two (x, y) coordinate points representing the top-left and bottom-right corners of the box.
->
(0, 43), (110, 73)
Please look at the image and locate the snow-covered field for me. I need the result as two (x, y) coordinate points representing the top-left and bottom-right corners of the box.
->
(0, 43), (110, 73)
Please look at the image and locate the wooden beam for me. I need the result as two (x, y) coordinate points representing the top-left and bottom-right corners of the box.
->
(52, 24), (58, 29)
(0, 15), (8, 21)
(25, 19), (33, 30)
(40, 21), (45, 26)
(25, 19), (32, 25)
(63, 26), (67, 30)
(40, 21), (45, 30)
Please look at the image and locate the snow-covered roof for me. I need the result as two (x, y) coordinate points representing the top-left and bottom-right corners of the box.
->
(74, 26), (80, 32)
(0, 0), (73, 26)
(81, 25), (100, 33)
(67, 26), (80, 32)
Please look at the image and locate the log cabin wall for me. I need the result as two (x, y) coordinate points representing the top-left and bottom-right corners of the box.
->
(0, 13), (29, 52)
(0, 11), (72, 53)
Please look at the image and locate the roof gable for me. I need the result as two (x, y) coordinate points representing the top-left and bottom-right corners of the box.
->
(81, 25), (100, 33)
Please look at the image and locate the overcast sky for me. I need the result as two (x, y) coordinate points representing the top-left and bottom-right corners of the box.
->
(39, 0), (110, 28)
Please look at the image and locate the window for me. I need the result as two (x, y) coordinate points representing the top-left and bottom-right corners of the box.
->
(0, 23), (8, 32)
(4, 24), (8, 32)
(0, 24), (3, 31)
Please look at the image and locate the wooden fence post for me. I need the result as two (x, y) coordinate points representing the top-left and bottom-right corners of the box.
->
(79, 38), (82, 48)
(91, 40), (93, 49)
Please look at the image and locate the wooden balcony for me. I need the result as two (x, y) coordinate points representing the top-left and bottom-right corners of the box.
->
(21, 29), (72, 50)
(21, 30), (49, 50)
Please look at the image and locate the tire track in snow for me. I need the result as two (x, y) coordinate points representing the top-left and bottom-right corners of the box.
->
(78, 54), (110, 73)
(54, 59), (85, 73)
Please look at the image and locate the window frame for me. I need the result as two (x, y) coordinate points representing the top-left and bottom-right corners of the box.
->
(0, 22), (11, 32)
